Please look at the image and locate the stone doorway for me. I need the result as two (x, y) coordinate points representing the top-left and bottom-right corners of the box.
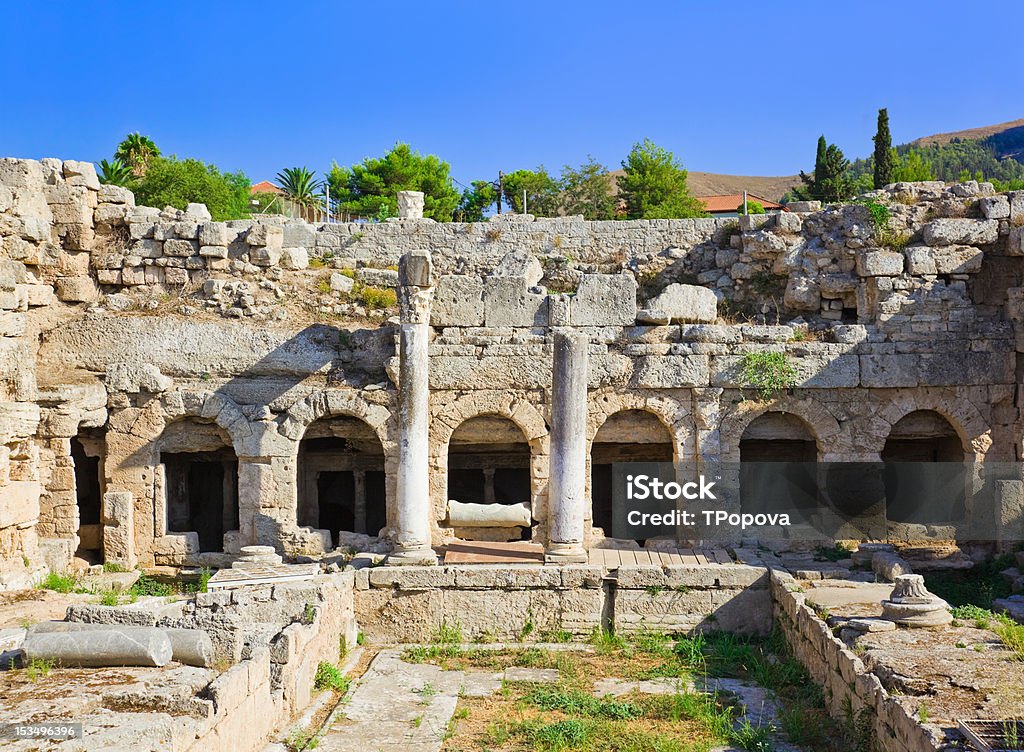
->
(881, 410), (965, 524)
(298, 416), (386, 546)
(71, 430), (104, 563)
(590, 410), (674, 537)
(159, 419), (239, 554)
(739, 411), (819, 520)
(447, 416), (533, 540)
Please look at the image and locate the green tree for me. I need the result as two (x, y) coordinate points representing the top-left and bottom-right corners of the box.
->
(736, 199), (765, 214)
(133, 157), (251, 221)
(617, 138), (706, 219)
(797, 136), (854, 203)
(892, 150), (935, 182)
(327, 143), (461, 221)
(558, 157), (617, 220)
(873, 108), (894, 189)
(456, 180), (497, 222)
(114, 133), (161, 177)
(501, 168), (560, 215)
(96, 158), (135, 188)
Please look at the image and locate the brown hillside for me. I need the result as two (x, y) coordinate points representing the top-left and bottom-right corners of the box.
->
(911, 118), (1024, 147)
(608, 169), (800, 203)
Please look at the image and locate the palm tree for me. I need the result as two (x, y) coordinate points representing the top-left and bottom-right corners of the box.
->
(275, 167), (323, 220)
(114, 132), (160, 177)
(96, 158), (135, 188)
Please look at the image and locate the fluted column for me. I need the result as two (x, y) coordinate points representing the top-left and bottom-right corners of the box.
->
(545, 328), (589, 564)
(387, 251), (438, 565)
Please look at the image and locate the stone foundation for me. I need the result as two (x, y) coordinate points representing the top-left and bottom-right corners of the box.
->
(771, 570), (947, 752)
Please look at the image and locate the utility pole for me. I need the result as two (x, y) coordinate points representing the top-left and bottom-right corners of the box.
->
(742, 190), (748, 216)
(497, 171), (503, 214)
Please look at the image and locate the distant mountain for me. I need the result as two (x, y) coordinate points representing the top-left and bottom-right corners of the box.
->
(609, 169), (801, 203)
(911, 118), (1024, 160)
(850, 118), (1024, 186)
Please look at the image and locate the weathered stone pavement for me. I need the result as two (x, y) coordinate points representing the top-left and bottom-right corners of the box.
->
(317, 649), (502, 752)
(317, 649), (805, 752)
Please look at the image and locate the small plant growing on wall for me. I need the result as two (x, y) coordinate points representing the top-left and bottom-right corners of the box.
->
(739, 351), (797, 401)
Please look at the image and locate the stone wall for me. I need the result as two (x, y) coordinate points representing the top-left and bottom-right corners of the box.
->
(352, 562), (772, 642)
(1, 155), (1023, 576)
(770, 570), (945, 752)
(62, 572), (357, 752)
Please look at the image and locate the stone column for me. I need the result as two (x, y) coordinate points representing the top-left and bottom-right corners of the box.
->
(388, 251), (438, 565)
(397, 191), (425, 219)
(545, 328), (589, 564)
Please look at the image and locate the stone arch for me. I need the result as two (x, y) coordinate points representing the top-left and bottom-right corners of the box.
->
(156, 414), (239, 554)
(429, 392), (549, 541)
(281, 389), (394, 450)
(587, 390), (693, 462)
(720, 397), (841, 463)
(871, 393), (990, 461)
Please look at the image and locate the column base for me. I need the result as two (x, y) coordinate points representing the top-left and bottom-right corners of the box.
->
(544, 543), (588, 565)
(385, 545), (439, 566)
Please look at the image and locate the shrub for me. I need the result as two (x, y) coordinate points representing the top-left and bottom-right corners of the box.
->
(313, 661), (350, 692)
(737, 199), (765, 214)
(739, 351), (798, 401)
(37, 572), (78, 593)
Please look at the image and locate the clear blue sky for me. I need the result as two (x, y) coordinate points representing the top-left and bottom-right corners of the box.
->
(3, 1), (1022, 187)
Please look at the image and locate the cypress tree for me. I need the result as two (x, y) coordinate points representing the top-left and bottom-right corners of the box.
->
(873, 108), (894, 188)
(813, 135), (827, 185)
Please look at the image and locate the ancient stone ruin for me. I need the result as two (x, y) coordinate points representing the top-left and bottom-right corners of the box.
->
(0, 158), (1022, 582)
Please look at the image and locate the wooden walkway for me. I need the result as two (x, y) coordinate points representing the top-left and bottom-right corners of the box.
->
(441, 541), (732, 567)
(588, 547), (733, 567)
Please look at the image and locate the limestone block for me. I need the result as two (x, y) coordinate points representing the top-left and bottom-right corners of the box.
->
(94, 203), (129, 224)
(483, 276), (548, 327)
(775, 210), (803, 233)
(492, 250), (543, 287)
(185, 203), (212, 221)
(164, 267), (189, 286)
(432, 275), (484, 326)
(56, 276), (99, 303)
(921, 218), (998, 246)
(0, 481), (40, 527)
(163, 239), (197, 257)
(250, 245), (282, 266)
(784, 276), (820, 311)
(1010, 191), (1024, 221)
(280, 247), (309, 270)
(648, 283), (717, 323)
(903, 246), (936, 275)
(62, 160), (101, 190)
(282, 223), (316, 248)
(330, 272), (354, 293)
(398, 250), (433, 287)
(979, 194), (1010, 219)
(98, 184), (135, 205)
(634, 354), (709, 388)
(200, 245), (229, 258)
(856, 250), (903, 276)
(859, 354), (919, 387)
(131, 239), (163, 258)
(153, 533), (200, 563)
(51, 201), (94, 225)
(0, 312), (26, 337)
(1008, 227), (1024, 256)
(199, 221), (230, 246)
(832, 324), (867, 344)
(247, 224), (284, 250)
(571, 274), (637, 326)
(787, 200), (821, 212)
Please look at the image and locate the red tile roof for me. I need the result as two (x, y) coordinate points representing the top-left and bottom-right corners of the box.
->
(250, 180), (283, 195)
(699, 193), (784, 213)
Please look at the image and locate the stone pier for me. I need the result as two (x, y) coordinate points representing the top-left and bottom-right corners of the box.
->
(545, 328), (589, 564)
(388, 251), (438, 565)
